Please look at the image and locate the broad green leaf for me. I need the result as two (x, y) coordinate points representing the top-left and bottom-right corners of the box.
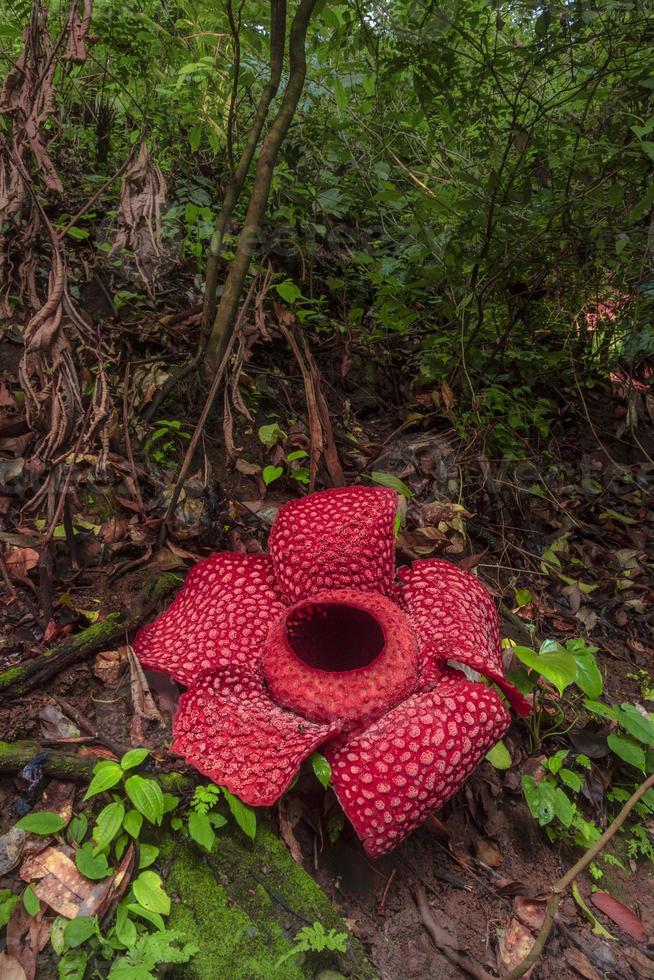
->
(115, 903), (137, 948)
(23, 883), (40, 916)
(275, 280), (302, 304)
(369, 471), (412, 498)
(67, 813), (88, 845)
(514, 588), (532, 608)
(75, 843), (112, 880)
(126, 902), (165, 931)
(258, 423), (285, 447)
(50, 915), (67, 954)
(57, 949), (88, 980)
(222, 788), (256, 840)
(615, 704), (654, 745)
(607, 733), (646, 771)
(84, 761), (123, 800)
(584, 699), (618, 721)
(559, 768), (582, 792)
(310, 752), (332, 787)
(545, 749), (568, 775)
(124, 775), (164, 825)
(512, 646), (577, 696)
(485, 741), (512, 770)
(132, 871), (170, 915)
(553, 788), (574, 828)
(138, 844), (160, 869)
(572, 653), (603, 699)
(16, 811), (66, 835)
(93, 801), (125, 855)
(522, 776), (556, 826)
(262, 465), (283, 486)
(63, 915), (98, 948)
(123, 810), (143, 839)
(188, 811), (215, 852)
(120, 748), (150, 770)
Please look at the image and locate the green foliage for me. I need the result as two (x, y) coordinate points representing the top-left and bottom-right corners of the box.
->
(275, 921), (348, 969)
(15, 811), (66, 835)
(142, 420), (191, 470)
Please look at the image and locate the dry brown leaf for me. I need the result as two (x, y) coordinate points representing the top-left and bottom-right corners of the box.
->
(278, 797), (304, 866)
(0, 827), (27, 875)
(563, 948), (601, 980)
(0, 952), (27, 980)
(93, 646), (129, 686)
(128, 644), (164, 743)
(513, 896), (547, 931)
(498, 918), (535, 977)
(20, 846), (111, 918)
(4, 545), (39, 577)
(474, 837), (503, 868)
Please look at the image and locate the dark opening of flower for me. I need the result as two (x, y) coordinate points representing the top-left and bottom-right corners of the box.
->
(285, 601), (384, 671)
(134, 486), (530, 858)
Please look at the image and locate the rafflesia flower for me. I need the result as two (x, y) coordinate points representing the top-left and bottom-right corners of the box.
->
(134, 487), (529, 858)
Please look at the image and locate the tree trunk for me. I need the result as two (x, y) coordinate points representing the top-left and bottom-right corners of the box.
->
(201, 0), (287, 336)
(205, 0), (318, 371)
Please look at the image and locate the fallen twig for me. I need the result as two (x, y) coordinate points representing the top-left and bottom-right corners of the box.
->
(503, 770), (654, 979)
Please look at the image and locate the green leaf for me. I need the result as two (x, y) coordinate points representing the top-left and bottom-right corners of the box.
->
(485, 740), (512, 770)
(93, 801), (125, 855)
(286, 450), (308, 462)
(75, 842), (112, 880)
(222, 788), (256, 839)
(163, 793), (180, 814)
(615, 704), (654, 745)
(58, 949), (88, 980)
(275, 279), (303, 304)
(583, 699), (618, 721)
(63, 915), (99, 948)
(573, 653), (603, 698)
(571, 882), (616, 940)
(16, 811), (66, 835)
(522, 776), (556, 826)
(123, 809), (143, 839)
(67, 813), (88, 845)
(120, 748), (150, 770)
(262, 465), (283, 486)
(258, 423), (285, 447)
(132, 871), (170, 915)
(124, 775), (164, 825)
(115, 903), (137, 948)
(512, 646), (577, 696)
(0, 891), (19, 929)
(369, 471), (412, 498)
(310, 752), (332, 787)
(514, 588), (532, 608)
(559, 768), (582, 792)
(23, 883), (40, 916)
(84, 761), (123, 800)
(553, 788), (574, 828)
(66, 226), (89, 241)
(607, 733), (646, 771)
(188, 811), (215, 852)
(138, 844), (160, 869)
(50, 916), (67, 954)
(126, 902), (165, 931)
(545, 749), (568, 775)
(114, 834), (129, 862)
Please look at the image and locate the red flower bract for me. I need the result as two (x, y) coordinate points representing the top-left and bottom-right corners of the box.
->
(134, 486), (530, 858)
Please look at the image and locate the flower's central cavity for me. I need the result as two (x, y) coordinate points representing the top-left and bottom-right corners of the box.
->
(286, 602), (385, 672)
(263, 589), (419, 728)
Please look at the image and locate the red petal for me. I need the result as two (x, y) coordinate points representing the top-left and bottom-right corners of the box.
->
(269, 487), (398, 604)
(327, 673), (510, 858)
(399, 559), (530, 715)
(172, 665), (340, 805)
(133, 553), (285, 686)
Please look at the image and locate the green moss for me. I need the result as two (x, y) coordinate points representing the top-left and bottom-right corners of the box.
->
(161, 823), (377, 979)
(166, 844), (306, 980)
(0, 667), (23, 690)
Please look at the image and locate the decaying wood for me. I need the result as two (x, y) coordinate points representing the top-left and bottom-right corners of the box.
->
(0, 573), (180, 697)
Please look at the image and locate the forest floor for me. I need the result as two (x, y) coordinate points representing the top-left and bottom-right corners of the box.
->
(1, 300), (653, 979)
